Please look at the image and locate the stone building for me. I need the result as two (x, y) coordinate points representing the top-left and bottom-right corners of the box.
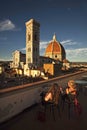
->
(11, 50), (26, 69)
(25, 19), (40, 67)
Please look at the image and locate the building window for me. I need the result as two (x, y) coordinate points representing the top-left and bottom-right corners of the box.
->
(28, 48), (31, 52)
(28, 58), (31, 62)
(55, 55), (57, 58)
(15, 58), (18, 62)
(34, 34), (37, 41)
(28, 34), (31, 41)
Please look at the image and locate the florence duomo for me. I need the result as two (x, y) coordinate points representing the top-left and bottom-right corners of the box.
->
(11, 19), (70, 77)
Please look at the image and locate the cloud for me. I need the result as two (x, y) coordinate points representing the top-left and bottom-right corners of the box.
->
(61, 39), (77, 46)
(40, 41), (49, 55)
(20, 47), (26, 51)
(0, 57), (12, 61)
(0, 58), (5, 61)
(66, 48), (87, 62)
(40, 41), (49, 49)
(66, 48), (87, 56)
(0, 19), (20, 32)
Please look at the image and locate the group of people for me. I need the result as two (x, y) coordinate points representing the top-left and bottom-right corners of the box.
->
(44, 80), (78, 105)
(39, 79), (82, 121)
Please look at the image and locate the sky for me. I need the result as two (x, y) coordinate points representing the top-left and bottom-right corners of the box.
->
(0, 0), (87, 62)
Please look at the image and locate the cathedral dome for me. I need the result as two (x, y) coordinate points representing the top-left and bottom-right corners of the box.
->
(45, 34), (66, 61)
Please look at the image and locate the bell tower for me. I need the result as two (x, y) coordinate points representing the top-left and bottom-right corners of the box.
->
(25, 19), (40, 67)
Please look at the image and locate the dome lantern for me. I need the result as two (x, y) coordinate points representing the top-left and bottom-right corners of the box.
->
(53, 34), (57, 41)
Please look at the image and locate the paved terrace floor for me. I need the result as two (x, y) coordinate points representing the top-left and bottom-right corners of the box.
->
(0, 90), (87, 130)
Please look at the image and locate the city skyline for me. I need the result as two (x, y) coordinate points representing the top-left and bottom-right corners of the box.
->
(0, 0), (87, 62)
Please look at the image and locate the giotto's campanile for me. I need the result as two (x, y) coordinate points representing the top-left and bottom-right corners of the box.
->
(25, 19), (40, 67)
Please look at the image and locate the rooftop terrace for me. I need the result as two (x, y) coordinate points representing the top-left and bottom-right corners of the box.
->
(0, 85), (87, 130)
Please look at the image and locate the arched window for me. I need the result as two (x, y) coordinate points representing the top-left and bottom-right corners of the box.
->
(28, 48), (31, 52)
(28, 34), (31, 41)
(28, 58), (31, 62)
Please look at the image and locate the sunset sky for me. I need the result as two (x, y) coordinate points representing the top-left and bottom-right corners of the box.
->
(0, 0), (87, 62)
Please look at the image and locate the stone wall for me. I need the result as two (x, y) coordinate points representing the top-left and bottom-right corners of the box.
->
(0, 71), (87, 123)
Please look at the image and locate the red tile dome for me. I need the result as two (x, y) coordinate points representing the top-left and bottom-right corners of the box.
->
(45, 35), (66, 61)
(45, 41), (61, 53)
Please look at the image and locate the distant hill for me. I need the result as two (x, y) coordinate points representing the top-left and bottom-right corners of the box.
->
(71, 62), (87, 65)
